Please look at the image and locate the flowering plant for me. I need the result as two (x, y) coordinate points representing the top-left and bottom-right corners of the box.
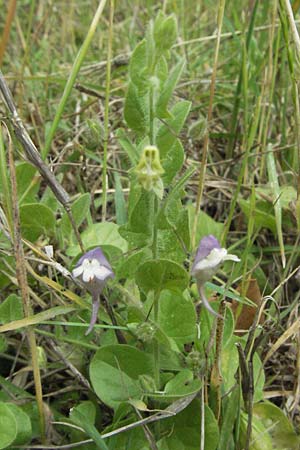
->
(192, 235), (240, 318)
(72, 247), (114, 334)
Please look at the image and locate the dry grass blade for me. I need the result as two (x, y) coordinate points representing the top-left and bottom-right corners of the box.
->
(263, 317), (300, 365)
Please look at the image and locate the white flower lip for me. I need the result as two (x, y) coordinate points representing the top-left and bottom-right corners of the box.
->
(193, 247), (240, 273)
(72, 257), (113, 283)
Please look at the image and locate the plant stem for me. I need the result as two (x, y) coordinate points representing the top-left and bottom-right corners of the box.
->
(7, 131), (45, 442)
(102, 0), (114, 221)
(153, 290), (160, 390)
(191, 0), (226, 249)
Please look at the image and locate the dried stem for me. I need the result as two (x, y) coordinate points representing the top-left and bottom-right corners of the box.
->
(6, 127), (45, 442)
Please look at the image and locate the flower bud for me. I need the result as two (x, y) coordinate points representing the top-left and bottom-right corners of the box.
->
(136, 321), (157, 343)
(135, 145), (164, 199)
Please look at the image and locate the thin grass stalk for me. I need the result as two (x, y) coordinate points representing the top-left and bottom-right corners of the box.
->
(43, 0), (108, 158)
(221, 38), (249, 244)
(0, 0), (17, 66)
(102, 0), (114, 221)
(279, 0), (300, 201)
(6, 128), (45, 442)
(225, 0), (259, 159)
(259, 0), (279, 178)
(191, 0), (226, 249)
(18, 0), (36, 106)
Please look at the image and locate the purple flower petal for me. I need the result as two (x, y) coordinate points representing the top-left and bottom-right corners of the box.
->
(192, 235), (221, 274)
(75, 247), (114, 275)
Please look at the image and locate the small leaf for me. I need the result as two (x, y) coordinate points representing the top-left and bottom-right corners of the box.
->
(6, 403), (32, 445)
(67, 222), (128, 256)
(124, 83), (149, 134)
(129, 39), (149, 91)
(0, 294), (23, 324)
(253, 402), (299, 449)
(60, 193), (91, 238)
(16, 162), (39, 203)
(90, 345), (153, 409)
(164, 369), (201, 398)
(135, 259), (189, 293)
(0, 402), (17, 449)
(20, 203), (55, 241)
(162, 139), (185, 184)
(154, 14), (178, 52)
(158, 290), (196, 348)
(116, 128), (139, 164)
(239, 198), (276, 234)
(161, 400), (219, 450)
(114, 172), (127, 225)
(70, 408), (109, 450)
(157, 101), (191, 158)
(156, 59), (185, 119)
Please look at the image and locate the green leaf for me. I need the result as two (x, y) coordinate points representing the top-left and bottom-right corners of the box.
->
(124, 83), (149, 134)
(253, 402), (299, 449)
(70, 405), (108, 450)
(20, 203), (55, 241)
(0, 402), (17, 449)
(60, 193), (91, 238)
(188, 205), (224, 251)
(158, 290), (196, 348)
(156, 59), (185, 119)
(129, 39), (149, 91)
(116, 128), (139, 165)
(117, 248), (151, 279)
(239, 198), (276, 235)
(239, 412), (273, 450)
(221, 337), (239, 391)
(114, 172), (127, 225)
(119, 188), (153, 248)
(162, 139), (185, 184)
(6, 403), (32, 445)
(16, 162), (40, 203)
(67, 222), (128, 256)
(157, 101), (191, 158)
(135, 259), (189, 293)
(164, 369), (201, 398)
(266, 146), (285, 267)
(90, 345), (153, 409)
(157, 227), (186, 263)
(160, 400), (219, 450)
(0, 294), (23, 324)
(154, 14), (178, 52)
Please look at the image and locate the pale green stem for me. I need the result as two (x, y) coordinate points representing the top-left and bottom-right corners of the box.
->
(43, 0), (107, 158)
(102, 0), (114, 221)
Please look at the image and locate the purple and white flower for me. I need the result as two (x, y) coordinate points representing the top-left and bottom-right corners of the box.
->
(72, 247), (114, 335)
(192, 235), (240, 318)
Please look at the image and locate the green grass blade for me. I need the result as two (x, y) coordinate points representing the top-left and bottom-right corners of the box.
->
(266, 143), (286, 268)
(43, 0), (108, 158)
